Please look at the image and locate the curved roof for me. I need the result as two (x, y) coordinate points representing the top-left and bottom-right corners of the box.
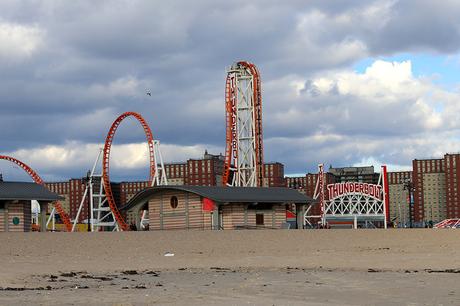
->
(121, 185), (312, 211)
(0, 181), (63, 201)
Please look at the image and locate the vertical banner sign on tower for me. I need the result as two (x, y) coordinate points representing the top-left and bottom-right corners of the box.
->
(317, 164), (325, 226)
(381, 165), (390, 226)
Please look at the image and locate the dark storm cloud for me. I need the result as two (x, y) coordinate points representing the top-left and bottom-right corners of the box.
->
(1, 0), (460, 179)
(369, 0), (460, 54)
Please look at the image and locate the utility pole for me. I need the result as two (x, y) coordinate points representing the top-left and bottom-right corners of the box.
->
(402, 178), (415, 228)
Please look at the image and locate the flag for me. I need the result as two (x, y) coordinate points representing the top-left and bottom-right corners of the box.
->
(202, 198), (215, 212)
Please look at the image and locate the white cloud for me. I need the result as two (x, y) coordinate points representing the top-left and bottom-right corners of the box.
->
(266, 60), (446, 137)
(262, 59), (460, 173)
(0, 21), (44, 60)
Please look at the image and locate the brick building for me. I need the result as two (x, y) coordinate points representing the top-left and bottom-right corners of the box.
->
(164, 163), (187, 185)
(185, 151), (225, 186)
(412, 158), (446, 225)
(286, 176), (307, 192)
(117, 181), (150, 206)
(263, 162), (285, 187)
(386, 153), (460, 226)
(45, 179), (88, 223)
(444, 153), (460, 219)
(387, 171), (412, 226)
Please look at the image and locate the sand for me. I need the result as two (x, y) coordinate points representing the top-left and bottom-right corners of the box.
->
(0, 229), (459, 305)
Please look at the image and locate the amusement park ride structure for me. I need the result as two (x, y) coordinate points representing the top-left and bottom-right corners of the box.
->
(0, 111), (167, 232)
(72, 111), (168, 232)
(304, 164), (390, 229)
(223, 61), (264, 187)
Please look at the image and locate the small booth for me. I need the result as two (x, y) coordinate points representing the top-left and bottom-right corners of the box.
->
(0, 181), (63, 232)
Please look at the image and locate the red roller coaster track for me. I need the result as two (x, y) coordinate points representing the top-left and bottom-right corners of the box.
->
(0, 155), (73, 231)
(102, 111), (155, 231)
(223, 61), (264, 187)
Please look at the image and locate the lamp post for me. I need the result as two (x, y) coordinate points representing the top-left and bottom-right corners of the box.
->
(401, 178), (415, 228)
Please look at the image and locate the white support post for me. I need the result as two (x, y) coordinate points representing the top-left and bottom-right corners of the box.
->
(89, 178), (94, 232)
(72, 187), (89, 232)
(46, 207), (55, 229)
(152, 140), (168, 187)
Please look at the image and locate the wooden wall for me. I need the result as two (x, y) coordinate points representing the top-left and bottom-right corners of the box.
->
(221, 204), (246, 229)
(149, 190), (212, 230)
(7, 202), (23, 232)
(0, 201), (32, 232)
(273, 204), (286, 228)
(222, 203), (286, 229)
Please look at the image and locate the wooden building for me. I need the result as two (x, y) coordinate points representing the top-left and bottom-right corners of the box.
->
(122, 186), (311, 230)
(0, 181), (62, 232)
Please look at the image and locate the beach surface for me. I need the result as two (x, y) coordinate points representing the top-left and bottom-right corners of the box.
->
(0, 229), (459, 305)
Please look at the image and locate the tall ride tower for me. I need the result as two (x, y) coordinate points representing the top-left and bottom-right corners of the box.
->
(223, 61), (264, 187)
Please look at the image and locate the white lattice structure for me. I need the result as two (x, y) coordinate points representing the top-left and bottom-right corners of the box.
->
(305, 165), (389, 229)
(72, 148), (118, 232)
(223, 61), (263, 187)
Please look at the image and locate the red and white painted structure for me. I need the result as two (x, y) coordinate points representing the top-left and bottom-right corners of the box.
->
(223, 61), (264, 187)
(434, 218), (460, 229)
(72, 111), (167, 231)
(305, 164), (390, 229)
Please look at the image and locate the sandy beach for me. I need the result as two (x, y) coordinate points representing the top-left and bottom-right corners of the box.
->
(0, 229), (459, 305)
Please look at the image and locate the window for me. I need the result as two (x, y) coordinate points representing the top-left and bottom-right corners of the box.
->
(256, 213), (264, 225)
(170, 196), (178, 209)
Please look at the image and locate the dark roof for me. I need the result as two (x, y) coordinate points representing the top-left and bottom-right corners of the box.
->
(121, 185), (312, 211)
(0, 181), (63, 201)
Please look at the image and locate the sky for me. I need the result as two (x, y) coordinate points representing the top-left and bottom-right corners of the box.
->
(1, 0), (460, 181)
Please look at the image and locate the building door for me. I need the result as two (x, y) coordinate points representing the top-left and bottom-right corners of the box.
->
(256, 213), (264, 226)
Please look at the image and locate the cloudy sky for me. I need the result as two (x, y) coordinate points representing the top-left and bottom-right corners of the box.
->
(1, 0), (460, 181)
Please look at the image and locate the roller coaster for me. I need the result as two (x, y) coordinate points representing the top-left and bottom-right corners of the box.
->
(1, 61), (264, 231)
(101, 111), (156, 231)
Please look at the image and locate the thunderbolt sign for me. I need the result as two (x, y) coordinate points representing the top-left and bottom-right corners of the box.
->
(327, 182), (383, 200)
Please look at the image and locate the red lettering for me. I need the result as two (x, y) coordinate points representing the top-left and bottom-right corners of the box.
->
(376, 186), (382, 200)
(344, 183), (349, 194)
(327, 184), (334, 199)
(338, 183), (344, 196)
